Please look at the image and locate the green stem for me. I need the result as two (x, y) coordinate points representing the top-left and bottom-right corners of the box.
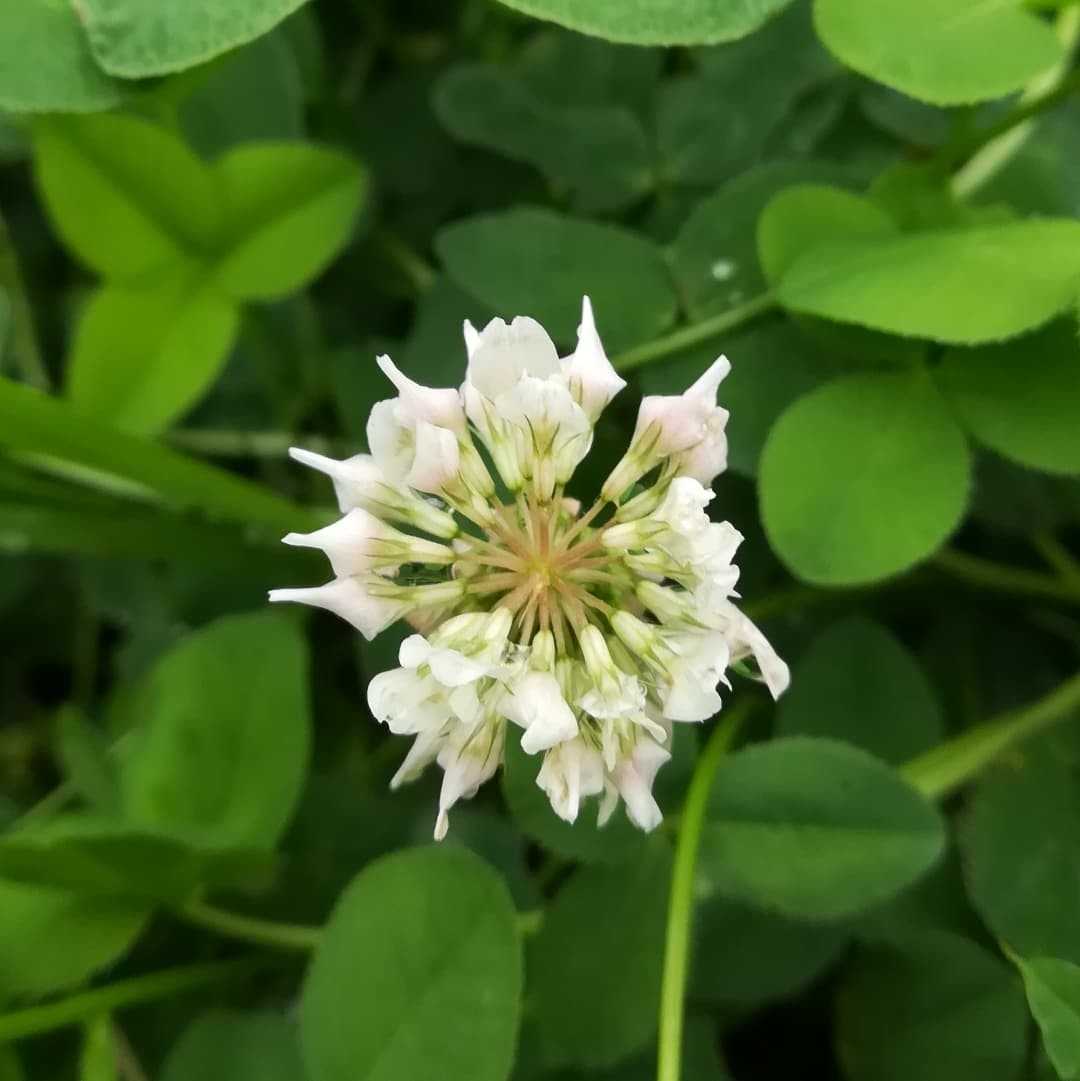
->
(657, 705), (748, 1081)
(0, 960), (260, 1043)
(1032, 532), (1080, 586)
(932, 548), (1080, 607)
(613, 294), (775, 373)
(376, 229), (437, 294)
(903, 670), (1080, 800)
(176, 901), (323, 953)
(0, 212), (50, 391)
(950, 5), (1080, 197)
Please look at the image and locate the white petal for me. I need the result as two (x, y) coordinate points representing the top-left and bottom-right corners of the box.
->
(290, 447), (382, 513)
(428, 646), (493, 687)
(467, 316), (560, 400)
(406, 421), (460, 494)
(268, 578), (404, 639)
(366, 399), (412, 484)
(376, 354), (465, 432)
(561, 295), (626, 421)
(463, 319), (481, 361)
(613, 739), (669, 831)
(282, 507), (391, 578)
(390, 729), (443, 789)
(398, 634), (432, 670)
(367, 667), (445, 735)
(505, 672), (579, 754)
(735, 613), (791, 700)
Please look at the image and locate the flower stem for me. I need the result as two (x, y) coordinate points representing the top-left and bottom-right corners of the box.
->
(932, 548), (1080, 607)
(176, 901), (323, 952)
(657, 704), (748, 1081)
(613, 294), (775, 373)
(0, 959), (262, 1042)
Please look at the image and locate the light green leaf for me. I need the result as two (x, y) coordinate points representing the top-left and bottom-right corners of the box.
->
(773, 218), (1080, 344)
(962, 737), (1080, 963)
(699, 738), (946, 920)
(80, 0), (312, 78)
(436, 206), (677, 350)
(776, 617), (945, 763)
(0, 878), (148, 1002)
(121, 611), (311, 850)
(757, 184), (898, 284)
(0, 1), (123, 114)
(300, 846), (521, 1081)
(34, 114), (220, 281)
(501, 734), (646, 865)
(212, 143), (365, 300)
(529, 844), (671, 1069)
(0, 376), (311, 533)
(68, 277), (239, 435)
(1017, 956), (1080, 1081)
(671, 164), (856, 320)
(434, 65), (652, 213)
(162, 1011), (306, 1081)
(936, 321), (1080, 476)
(80, 1016), (117, 1081)
(490, 0), (797, 45)
(836, 930), (1029, 1081)
(814, 0), (1064, 105)
(759, 370), (971, 585)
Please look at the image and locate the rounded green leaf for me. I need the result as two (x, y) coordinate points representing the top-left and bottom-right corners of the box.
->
(759, 371), (971, 585)
(68, 278), (239, 435)
(1017, 956), (1080, 1081)
(212, 143), (366, 300)
(962, 739), (1080, 963)
(757, 184), (897, 285)
(0, 2), (122, 114)
(80, 0), (311, 78)
(937, 321), (1080, 476)
(33, 114), (221, 281)
(436, 206), (677, 350)
(0, 879), (148, 1002)
(836, 930), (1028, 1081)
(776, 617), (944, 763)
(700, 738), (946, 920)
(529, 844), (671, 1069)
(814, 0), (1063, 106)
(300, 846), (521, 1081)
(490, 0), (796, 45)
(774, 219), (1080, 344)
(121, 611), (311, 850)
(163, 1011), (305, 1081)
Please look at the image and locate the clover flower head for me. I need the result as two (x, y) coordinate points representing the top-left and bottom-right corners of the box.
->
(271, 297), (788, 838)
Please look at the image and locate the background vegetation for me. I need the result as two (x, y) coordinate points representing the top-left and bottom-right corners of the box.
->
(2, 1), (1080, 1080)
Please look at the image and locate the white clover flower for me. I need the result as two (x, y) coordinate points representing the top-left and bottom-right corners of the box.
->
(272, 299), (787, 838)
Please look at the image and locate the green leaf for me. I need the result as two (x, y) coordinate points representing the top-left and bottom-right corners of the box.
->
(529, 844), (671, 1069)
(813, 0), (1064, 106)
(0, 879), (148, 1002)
(691, 895), (850, 1007)
(300, 846), (521, 1081)
(0, 2), (123, 114)
(162, 1011), (306, 1081)
(671, 164), (856, 320)
(773, 218), (1080, 344)
(759, 370), (971, 585)
(57, 707), (120, 814)
(68, 277), (239, 435)
(490, 0), (797, 45)
(0, 376), (311, 533)
(121, 611), (310, 850)
(0, 1046), (23, 1081)
(212, 143), (366, 301)
(80, 0), (312, 78)
(962, 737), (1080, 963)
(836, 930), (1029, 1081)
(501, 734), (646, 865)
(0, 816), (274, 900)
(936, 322), (1080, 476)
(776, 617), (945, 763)
(34, 114), (220, 281)
(434, 65), (652, 213)
(699, 737), (946, 920)
(436, 206), (677, 350)
(80, 1016), (117, 1081)
(757, 184), (898, 285)
(1017, 956), (1080, 1081)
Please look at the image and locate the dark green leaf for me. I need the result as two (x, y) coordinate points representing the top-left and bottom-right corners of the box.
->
(162, 1011), (306, 1081)
(1017, 956), (1080, 1081)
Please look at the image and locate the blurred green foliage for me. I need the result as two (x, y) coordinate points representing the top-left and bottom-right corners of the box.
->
(1, 1), (1080, 1081)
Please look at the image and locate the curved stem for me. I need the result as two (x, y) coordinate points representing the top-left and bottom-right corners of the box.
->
(657, 704), (748, 1081)
(932, 548), (1080, 607)
(0, 959), (261, 1042)
(903, 669), (1080, 800)
(613, 294), (775, 373)
(177, 901), (323, 952)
